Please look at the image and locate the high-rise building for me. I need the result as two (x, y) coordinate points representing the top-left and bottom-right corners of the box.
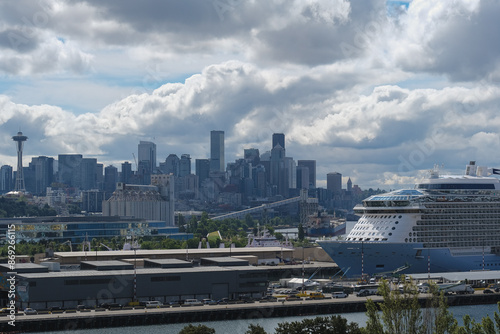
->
(96, 163), (104, 189)
(296, 166), (310, 189)
(162, 154), (180, 176)
(121, 162), (133, 184)
(244, 148), (260, 165)
(27, 156), (54, 195)
(12, 131), (28, 192)
(80, 158), (97, 190)
(179, 154), (191, 177)
(58, 154), (83, 188)
(298, 160), (316, 188)
(210, 130), (224, 172)
(138, 141), (157, 174)
(270, 144), (287, 197)
(327, 172), (342, 195)
(195, 159), (210, 186)
(272, 133), (285, 150)
(0, 165), (13, 194)
(347, 177), (352, 192)
(104, 165), (118, 195)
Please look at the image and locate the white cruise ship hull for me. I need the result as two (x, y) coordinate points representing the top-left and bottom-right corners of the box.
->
(317, 240), (500, 277)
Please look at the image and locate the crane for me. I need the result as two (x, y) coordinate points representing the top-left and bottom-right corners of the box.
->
(132, 153), (138, 170)
(61, 240), (72, 252)
(100, 243), (113, 251)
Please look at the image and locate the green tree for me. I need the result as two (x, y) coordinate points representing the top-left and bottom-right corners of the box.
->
(275, 315), (362, 334)
(298, 223), (305, 241)
(178, 324), (215, 334)
(245, 324), (267, 334)
(178, 213), (186, 232)
(245, 213), (255, 228)
(366, 279), (459, 334)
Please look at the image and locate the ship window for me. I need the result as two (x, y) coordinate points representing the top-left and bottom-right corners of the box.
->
(389, 233), (393, 236)
(395, 221), (399, 224)
(399, 216), (402, 218)
(392, 227), (396, 230)
(405, 238), (408, 242)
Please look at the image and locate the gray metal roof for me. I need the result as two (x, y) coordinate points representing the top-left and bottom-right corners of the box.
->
(54, 247), (291, 257)
(408, 270), (500, 282)
(18, 265), (266, 279)
(0, 263), (49, 273)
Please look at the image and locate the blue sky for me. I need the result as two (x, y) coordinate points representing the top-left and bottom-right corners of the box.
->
(1, 0), (500, 190)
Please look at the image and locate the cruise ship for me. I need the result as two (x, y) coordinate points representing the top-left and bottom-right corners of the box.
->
(317, 161), (500, 278)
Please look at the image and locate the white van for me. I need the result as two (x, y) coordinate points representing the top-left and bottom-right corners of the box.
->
(145, 301), (163, 307)
(332, 291), (348, 298)
(184, 299), (202, 306)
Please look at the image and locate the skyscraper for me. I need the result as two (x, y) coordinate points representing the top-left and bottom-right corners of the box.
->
(58, 154), (83, 188)
(196, 159), (210, 185)
(298, 160), (316, 188)
(272, 133), (285, 150)
(104, 165), (118, 194)
(179, 154), (191, 177)
(327, 172), (342, 195)
(28, 156), (54, 195)
(162, 154), (180, 176)
(210, 130), (224, 172)
(12, 131), (28, 192)
(138, 141), (157, 174)
(121, 162), (133, 184)
(296, 165), (310, 189)
(80, 158), (97, 190)
(0, 165), (13, 194)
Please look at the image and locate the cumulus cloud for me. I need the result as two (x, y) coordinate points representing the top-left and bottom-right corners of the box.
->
(1, 0), (500, 190)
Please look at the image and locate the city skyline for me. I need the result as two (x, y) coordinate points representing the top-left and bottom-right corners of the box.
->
(1, 1), (499, 190)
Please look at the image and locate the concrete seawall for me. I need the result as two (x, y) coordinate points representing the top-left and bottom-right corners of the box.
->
(2, 293), (500, 333)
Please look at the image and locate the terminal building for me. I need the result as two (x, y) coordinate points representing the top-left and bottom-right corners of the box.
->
(1, 257), (268, 310)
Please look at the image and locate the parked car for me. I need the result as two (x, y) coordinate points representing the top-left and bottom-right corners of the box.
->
(483, 289), (494, 294)
(169, 300), (184, 306)
(49, 306), (64, 313)
(24, 308), (37, 315)
(202, 299), (217, 305)
(356, 290), (371, 297)
(99, 302), (122, 309)
(183, 299), (203, 306)
(76, 305), (89, 310)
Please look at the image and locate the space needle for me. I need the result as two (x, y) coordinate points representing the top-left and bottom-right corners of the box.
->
(12, 131), (28, 192)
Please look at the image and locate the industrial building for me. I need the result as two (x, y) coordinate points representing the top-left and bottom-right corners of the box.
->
(102, 174), (175, 225)
(50, 247), (294, 265)
(1, 257), (268, 310)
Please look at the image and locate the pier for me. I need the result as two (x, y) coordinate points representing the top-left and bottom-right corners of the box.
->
(2, 293), (500, 333)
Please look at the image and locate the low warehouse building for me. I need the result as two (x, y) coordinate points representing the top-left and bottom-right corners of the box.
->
(14, 258), (268, 310)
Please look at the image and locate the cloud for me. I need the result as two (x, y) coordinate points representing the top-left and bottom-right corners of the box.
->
(1, 57), (500, 189)
(387, 0), (500, 82)
(2, 0), (500, 191)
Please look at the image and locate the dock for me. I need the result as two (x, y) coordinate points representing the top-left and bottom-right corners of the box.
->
(2, 293), (500, 333)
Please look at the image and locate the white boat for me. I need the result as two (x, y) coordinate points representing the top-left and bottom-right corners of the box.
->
(317, 161), (500, 277)
(247, 226), (293, 248)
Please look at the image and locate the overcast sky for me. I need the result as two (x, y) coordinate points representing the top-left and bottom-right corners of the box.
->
(1, 0), (500, 190)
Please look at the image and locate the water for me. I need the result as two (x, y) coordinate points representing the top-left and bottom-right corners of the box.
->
(31, 303), (500, 334)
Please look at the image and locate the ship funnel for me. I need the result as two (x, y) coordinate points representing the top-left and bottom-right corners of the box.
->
(465, 161), (476, 176)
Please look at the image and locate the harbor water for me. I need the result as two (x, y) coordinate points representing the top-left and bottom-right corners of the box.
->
(31, 303), (500, 334)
